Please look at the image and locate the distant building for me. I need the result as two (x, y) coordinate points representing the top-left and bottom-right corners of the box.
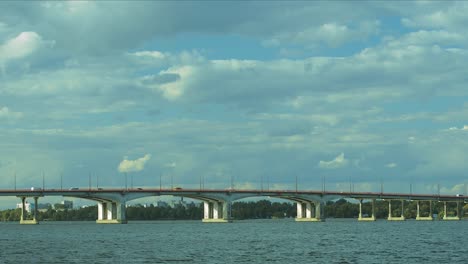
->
(54, 200), (73, 210)
(17, 202), (51, 212)
(16, 202), (32, 212)
(169, 198), (192, 208)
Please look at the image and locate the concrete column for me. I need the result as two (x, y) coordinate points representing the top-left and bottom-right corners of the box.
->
(202, 201), (230, 223)
(33, 197), (38, 221)
(21, 197), (26, 221)
(212, 201), (219, 219)
(358, 199), (376, 221)
(401, 200), (405, 216)
(116, 202), (127, 223)
(222, 201), (232, 220)
(388, 201), (392, 218)
(371, 199), (376, 219)
(443, 201), (460, 220)
(416, 201), (433, 221)
(358, 199), (363, 219)
(218, 202), (224, 219)
(416, 201), (420, 218)
(296, 202), (303, 219)
(388, 200), (405, 221)
(306, 202), (312, 218)
(97, 202), (104, 221)
(19, 197), (38, 224)
(295, 201), (323, 222)
(203, 201), (210, 219)
(315, 202), (322, 220)
(106, 202), (113, 220)
(97, 201), (127, 224)
(112, 202), (117, 220)
(444, 202), (447, 218)
(209, 202), (214, 218)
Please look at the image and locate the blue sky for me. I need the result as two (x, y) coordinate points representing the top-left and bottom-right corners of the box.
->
(1, 1), (468, 207)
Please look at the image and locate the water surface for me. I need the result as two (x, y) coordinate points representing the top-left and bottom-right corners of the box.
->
(1, 219), (466, 263)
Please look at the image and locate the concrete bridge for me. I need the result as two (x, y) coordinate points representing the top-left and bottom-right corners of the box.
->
(0, 188), (465, 224)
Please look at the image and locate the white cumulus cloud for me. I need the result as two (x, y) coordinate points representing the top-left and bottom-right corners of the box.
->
(118, 154), (151, 173)
(440, 183), (467, 195)
(386, 163), (397, 168)
(0, 32), (45, 62)
(133, 50), (166, 59)
(318, 153), (348, 169)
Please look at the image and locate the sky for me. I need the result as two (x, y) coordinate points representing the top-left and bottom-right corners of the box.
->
(1, 1), (468, 208)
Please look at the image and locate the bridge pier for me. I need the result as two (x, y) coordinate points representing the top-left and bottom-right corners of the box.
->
(358, 199), (376, 221)
(416, 201), (433, 220)
(443, 201), (461, 221)
(295, 201), (324, 222)
(19, 197), (39, 225)
(387, 200), (405, 221)
(202, 201), (232, 223)
(96, 201), (127, 224)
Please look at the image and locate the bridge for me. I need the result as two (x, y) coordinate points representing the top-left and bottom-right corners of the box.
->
(1, 188), (466, 224)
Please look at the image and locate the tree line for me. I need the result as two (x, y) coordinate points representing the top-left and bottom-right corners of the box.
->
(1, 199), (466, 221)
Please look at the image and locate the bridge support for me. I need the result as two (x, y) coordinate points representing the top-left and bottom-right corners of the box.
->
(295, 201), (324, 222)
(387, 200), (405, 221)
(443, 201), (461, 221)
(19, 197), (39, 225)
(416, 201), (433, 221)
(202, 201), (232, 223)
(358, 199), (376, 221)
(96, 201), (127, 224)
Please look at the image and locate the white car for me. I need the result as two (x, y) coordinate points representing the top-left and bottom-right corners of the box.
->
(30, 187), (42, 191)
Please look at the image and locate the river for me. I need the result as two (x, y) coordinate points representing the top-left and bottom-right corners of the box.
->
(0, 219), (466, 263)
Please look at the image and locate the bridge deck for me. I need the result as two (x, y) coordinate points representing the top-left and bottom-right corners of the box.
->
(0, 188), (465, 202)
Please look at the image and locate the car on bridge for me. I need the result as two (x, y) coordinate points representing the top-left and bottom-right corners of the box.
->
(30, 187), (42, 191)
(69, 187), (79, 190)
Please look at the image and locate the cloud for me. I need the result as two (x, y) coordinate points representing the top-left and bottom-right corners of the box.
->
(0, 2), (383, 55)
(385, 163), (397, 168)
(141, 73), (181, 85)
(319, 153), (348, 169)
(440, 183), (467, 195)
(447, 125), (468, 131)
(401, 3), (468, 32)
(118, 154), (151, 173)
(0, 32), (47, 62)
(2, 1), (468, 199)
(266, 20), (380, 48)
(133, 51), (166, 59)
(0, 106), (23, 119)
